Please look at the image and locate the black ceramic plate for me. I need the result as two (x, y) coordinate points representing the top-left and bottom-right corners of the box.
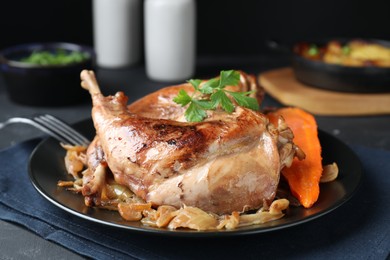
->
(28, 119), (363, 237)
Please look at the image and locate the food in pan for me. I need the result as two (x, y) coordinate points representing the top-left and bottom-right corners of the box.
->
(59, 70), (338, 230)
(295, 39), (390, 67)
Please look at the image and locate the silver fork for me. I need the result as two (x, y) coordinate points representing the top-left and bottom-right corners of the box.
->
(0, 114), (90, 146)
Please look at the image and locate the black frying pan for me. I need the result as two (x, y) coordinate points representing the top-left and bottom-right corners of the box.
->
(268, 38), (390, 93)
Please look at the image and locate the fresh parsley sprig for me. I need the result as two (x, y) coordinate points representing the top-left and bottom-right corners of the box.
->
(173, 70), (259, 122)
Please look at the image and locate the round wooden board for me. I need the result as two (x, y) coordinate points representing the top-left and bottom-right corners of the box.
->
(258, 67), (390, 116)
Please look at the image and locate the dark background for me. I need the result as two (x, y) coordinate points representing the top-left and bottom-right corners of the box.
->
(1, 0), (390, 55)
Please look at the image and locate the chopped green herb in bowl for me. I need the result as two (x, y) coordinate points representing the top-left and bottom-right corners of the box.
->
(20, 49), (90, 66)
(0, 42), (95, 106)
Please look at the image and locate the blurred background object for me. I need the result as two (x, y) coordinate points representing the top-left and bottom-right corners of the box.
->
(144, 0), (196, 82)
(0, 1), (93, 51)
(0, 42), (94, 106)
(1, 0), (389, 57)
(290, 38), (390, 93)
(93, 0), (141, 68)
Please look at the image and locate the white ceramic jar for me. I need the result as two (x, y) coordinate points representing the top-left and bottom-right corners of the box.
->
(144, 0), (196, 82)
(93, 0), (141, 68)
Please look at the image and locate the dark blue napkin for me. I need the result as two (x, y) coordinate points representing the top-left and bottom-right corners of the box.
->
(0, 139), (389, 259)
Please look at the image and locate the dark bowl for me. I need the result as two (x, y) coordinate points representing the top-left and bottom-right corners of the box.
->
(0, 42), (95, 106)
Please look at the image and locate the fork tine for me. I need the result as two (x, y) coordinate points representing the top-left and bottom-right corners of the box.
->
(28, 118), (71, 145)
(40, 116), (73, 143)
(33, 115), (89, 146)
(0, 114), (90, 146)
(0, 116), (67, 143)
(43, 114), (90, 145)
(34, 116), (77, 145)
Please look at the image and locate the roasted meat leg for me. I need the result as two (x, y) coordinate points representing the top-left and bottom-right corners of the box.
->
(80, 70), (300, 214)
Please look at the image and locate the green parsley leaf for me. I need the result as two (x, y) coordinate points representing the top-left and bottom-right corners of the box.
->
(173, 89), (192, 106)
(185, 102), (208, 122)
(219, 70), (240, 87)
(342, 45), (351, 55)
(187, 79), (202, 92)
(199, 77), (219, 94)
(308, 44), (319, 56)
(173, 70), (260, 122)
(228, 91), (259, 111)
(211, 90), (234, 113)
(194, 99), (214, 110)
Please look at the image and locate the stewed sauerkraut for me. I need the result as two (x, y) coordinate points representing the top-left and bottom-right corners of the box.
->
(58, 144), (289, 231)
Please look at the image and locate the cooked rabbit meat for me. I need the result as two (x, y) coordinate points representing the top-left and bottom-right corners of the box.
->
(80, 70), (300, 214)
